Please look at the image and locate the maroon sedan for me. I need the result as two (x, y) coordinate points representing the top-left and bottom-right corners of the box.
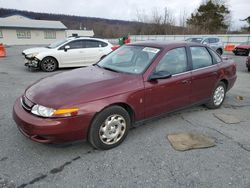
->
(233, 41), (250, 56)
(13, 41), (237, 150)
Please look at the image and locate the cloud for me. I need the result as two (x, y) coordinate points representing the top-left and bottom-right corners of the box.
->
(1, 0), (249, 30)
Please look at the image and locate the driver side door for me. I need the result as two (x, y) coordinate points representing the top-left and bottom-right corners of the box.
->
(144, 47), (192, 118)
(58, 40), (85, 67)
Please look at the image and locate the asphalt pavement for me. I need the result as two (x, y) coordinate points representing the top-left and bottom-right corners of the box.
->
(0, 46), (250, 188)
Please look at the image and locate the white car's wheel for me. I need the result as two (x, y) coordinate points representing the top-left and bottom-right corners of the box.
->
(40, 57), (58, 72)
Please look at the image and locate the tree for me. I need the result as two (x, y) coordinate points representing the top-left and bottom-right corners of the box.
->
(241, 16), (250, 33)
(186, 0), (230, 34)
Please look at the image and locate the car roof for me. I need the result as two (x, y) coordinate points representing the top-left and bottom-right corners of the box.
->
(128, 40), (205, 49)
(67, 37), (108, 43)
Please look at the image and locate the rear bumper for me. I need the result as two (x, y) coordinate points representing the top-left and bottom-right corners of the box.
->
(13, 98), (91, 143)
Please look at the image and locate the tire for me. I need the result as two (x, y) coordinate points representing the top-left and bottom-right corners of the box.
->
(206, 82), (226, 109)
(88, 105), (131, 150)
(40, 57), (58, 72)
(248, 68), (250, 72)
(216, 48), (223, 55)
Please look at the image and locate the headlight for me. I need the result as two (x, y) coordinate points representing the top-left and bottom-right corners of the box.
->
(31, 104), (55, 117)
(26, 52), (39, 58)
(31, 104), (79, 118)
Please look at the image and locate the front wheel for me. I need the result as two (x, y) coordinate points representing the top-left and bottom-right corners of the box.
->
(88, 106), (131, 150)
(40, 57), (58, 72)
(206, 82), (226, 109)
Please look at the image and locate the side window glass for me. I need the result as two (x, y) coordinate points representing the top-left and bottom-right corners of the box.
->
(203, 39), (209, 44)
(190, 47), (213, 69)
(208, 38), (216, 43)
(100, 41), (108, 47)
(84, 40), (101, 48)
(67, 40), (83, 49)
(208, 48), (222, 63)
(155, 47), (188, 75)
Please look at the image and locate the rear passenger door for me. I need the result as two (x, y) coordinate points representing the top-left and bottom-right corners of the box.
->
(189, 46), (219, 103)
(81, 40), (107, 65)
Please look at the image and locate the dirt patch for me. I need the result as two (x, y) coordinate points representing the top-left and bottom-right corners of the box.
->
(214, 113), (241, 124)
(167, 132), (216, 151)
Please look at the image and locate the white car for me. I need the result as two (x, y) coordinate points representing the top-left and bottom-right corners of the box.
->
(22, 37), (113, 72)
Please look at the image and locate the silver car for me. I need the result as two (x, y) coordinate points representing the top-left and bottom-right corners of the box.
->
(185, 37), (223, 55)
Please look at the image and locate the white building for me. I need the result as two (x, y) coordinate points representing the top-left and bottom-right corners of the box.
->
(66, 29), (94, 37)
(0, 15), (67, 45)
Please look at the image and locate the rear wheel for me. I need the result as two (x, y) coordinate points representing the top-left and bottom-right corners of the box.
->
(88, 106), (131, 150)
(206, 82), (226, 109)
(40, 57), (58, 72)
(248, 68), (250, 72)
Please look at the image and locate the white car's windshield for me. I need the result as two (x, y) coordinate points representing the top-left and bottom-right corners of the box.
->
(97, 45), (161, 74)
(47, 39), (68, 49)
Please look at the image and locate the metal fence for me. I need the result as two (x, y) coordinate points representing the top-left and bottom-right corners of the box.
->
(108, 34), (250, 46)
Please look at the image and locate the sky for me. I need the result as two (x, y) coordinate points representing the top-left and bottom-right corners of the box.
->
(0, 0), (249, 30)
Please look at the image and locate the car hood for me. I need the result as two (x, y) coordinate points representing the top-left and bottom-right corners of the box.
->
(236, 45), (250, 49)
(25, 66), (142, 109)
(23, 47), (49, 55)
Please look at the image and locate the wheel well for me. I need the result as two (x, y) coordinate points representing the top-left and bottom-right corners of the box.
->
(87, 103), (135, 141)
(111, 103), (135, 123)
(220, 79), (228, 90)
(217, 48), (223, 53)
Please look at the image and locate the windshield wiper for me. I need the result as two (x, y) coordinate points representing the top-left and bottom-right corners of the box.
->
(100, 66), (119, 73)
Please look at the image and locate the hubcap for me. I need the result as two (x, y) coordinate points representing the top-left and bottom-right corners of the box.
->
(43, 58), (56, 71)
(99, 114), (126, 145)
(213, 86), (225, 106)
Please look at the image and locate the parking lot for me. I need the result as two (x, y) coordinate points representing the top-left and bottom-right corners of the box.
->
(1, 45), (250, 188)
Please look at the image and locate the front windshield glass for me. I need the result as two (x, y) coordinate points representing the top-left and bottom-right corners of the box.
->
(47, 39), (68, 48)
(97, 45), (161, 74)
(186, 38), (203, 43)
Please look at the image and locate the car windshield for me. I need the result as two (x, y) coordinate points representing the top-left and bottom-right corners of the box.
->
(240, 41), (250, 45)
(186, 38), (203, 43)
(47, 39), (68, 49)
(97, 45), (161, 74)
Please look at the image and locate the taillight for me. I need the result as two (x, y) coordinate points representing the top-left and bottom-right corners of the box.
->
(111, 45), (120, 51)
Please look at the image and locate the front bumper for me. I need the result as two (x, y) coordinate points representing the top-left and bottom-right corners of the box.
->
(13, 98), (91, 143)
(24, 59), (40, 68)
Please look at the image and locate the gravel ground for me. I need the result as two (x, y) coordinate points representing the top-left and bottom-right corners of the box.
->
(0, 46), (250, 188)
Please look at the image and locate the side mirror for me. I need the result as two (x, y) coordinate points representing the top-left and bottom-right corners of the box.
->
(203, 41), (208, 45)
(64, 45), (70, 51)
(148, 71), (172, 81)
